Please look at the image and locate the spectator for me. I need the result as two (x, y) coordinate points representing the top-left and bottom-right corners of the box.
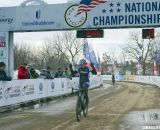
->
(62, 67), (71, 78)
(39, 69), (49, 79)
(69, 64), (79, 77)
(112, 74), (115, 85)
(39, 69), (46, 79)
(27, 64), (39, 79)
(54, 68), (63, 78)
(27, 64), (31, 78)
(46, 67), (53, 79)
(0, 62), (11, 81)
(18, 63), (28, 79)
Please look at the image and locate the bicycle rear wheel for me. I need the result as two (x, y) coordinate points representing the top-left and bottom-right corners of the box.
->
(76, 97), (81, 121)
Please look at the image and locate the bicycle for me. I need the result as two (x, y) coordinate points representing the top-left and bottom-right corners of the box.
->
(76, 84), (89, 121)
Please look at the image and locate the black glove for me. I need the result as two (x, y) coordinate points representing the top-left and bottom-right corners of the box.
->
(90, 63), (94, 67)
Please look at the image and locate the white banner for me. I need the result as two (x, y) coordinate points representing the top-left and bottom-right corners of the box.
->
(0, 76), (102, 107)
(0, 0), (160, 31)
(103, 75), (160, 87)
(0, 32), (9, 72)
(1, 75), (160, 108)
(0, 85), (4, 107)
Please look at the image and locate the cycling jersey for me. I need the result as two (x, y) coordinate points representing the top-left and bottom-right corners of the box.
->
(78, 66), (90, 88)
(78, 65), (97, 88)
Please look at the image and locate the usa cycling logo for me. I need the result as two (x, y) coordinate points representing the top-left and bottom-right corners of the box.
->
(64, 0), (106, 28)
(51, 82), (55, 92)
(36, 10), (41, 19)
(4, 87), (12, 99)
(62, 82), (64, 89)
(21, 85), (27, 96)
(39, 83), (43, 92)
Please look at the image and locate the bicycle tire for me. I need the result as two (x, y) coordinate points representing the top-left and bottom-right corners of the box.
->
(83, 102), (88, 117)
(83, 94), (88, 117)
(76, 97), (81, 121)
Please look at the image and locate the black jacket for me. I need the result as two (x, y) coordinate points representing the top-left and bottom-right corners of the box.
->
(0, 70), (11, 81)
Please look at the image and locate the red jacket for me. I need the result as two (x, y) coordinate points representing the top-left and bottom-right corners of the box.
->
(18, 66), (28, 79)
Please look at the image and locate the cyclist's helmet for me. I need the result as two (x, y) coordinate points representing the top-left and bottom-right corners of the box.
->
(79, 59), (87, 65)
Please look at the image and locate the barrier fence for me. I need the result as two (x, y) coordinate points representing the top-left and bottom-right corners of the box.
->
(0, 75), (103, 108)
(1, 75), (159, 108)
(103, 75), (160, 87)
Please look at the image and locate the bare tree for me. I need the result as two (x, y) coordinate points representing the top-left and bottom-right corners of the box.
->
(53, 32), (83, 63)
(122, 31), (153, 75)
(119, 52), (127, 74)
(40, 38), (69, 71)
(14, 43), (33, 69)
(101, 52), (111, 74)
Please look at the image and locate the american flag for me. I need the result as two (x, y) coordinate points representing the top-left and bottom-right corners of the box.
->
(77, 0), (107, 15)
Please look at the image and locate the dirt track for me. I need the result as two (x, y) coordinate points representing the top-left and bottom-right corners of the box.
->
(0, 82), (160, 130)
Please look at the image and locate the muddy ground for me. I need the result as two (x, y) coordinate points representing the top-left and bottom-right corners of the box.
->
(0, 81), (160, 130)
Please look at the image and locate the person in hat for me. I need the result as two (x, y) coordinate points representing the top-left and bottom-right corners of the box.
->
(18, 63), (28, 79)
(27, 64), (39, 79)
(0, 62), (11, 81)
(46, 67), (53, 79)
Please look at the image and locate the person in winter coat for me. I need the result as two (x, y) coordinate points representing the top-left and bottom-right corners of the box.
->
(62, 67), (71, 78)
(0, 62), (11, 81)
(18, 63), (28, 79)
(27, 64), (39, 79)
(54, 68), (63, 78)
(46, 67), (53, 79)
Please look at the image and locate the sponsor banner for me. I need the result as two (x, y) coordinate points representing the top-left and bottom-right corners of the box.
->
(69, 78), (79, 89)
(1, 75), (160, 107)
(1, 0), (160, 31)
(0, 8), (15, 31)
(60, 78), (76, 95)
(64, 78), (75, 94)
(128, 75), (135, 81)
(119, 75), (125, 81)
(91, 75), (102, 88)
(0, 85), (4, 107)
(47, 79), (56, 97)
(15, 5), (57, 31)
(102, 75), (112, 80)
(47, 79), (62, 97)
(3, 80), (22, 106)
(125, 75), (129, 81)
(20, 79), (36, 102)
(35, 79), (48, 99)
(0, 32), (8, 70)
(103, 75), (160, 87)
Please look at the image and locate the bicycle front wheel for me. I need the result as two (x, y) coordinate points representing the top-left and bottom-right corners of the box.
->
(76, 97), (81, 121)
(82, 94), (88, 117)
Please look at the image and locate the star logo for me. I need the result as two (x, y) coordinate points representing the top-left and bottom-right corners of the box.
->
(102, 9), (106, 13)
(109, 9), (114, 13)
(117, 2), (121, 7)
(110, 3), (114, 7)
(117, 8), (121, 12)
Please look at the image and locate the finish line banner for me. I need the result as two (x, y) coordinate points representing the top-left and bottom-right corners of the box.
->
(0, 0), (160, 31)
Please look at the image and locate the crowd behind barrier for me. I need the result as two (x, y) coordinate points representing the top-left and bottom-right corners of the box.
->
(103, 75), (160, 87)
(0, 75), (103, 108)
